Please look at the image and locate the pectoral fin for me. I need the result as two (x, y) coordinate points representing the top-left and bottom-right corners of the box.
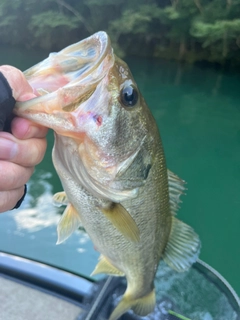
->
(100, 203), (140, 242)
(163, 216), (201, 272)
(91, 255), (125, 277)
(57, 204), (81, 244)
(53, 191), (68, 206)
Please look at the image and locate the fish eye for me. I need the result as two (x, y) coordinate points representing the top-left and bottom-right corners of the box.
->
(120, 85), (138, 108)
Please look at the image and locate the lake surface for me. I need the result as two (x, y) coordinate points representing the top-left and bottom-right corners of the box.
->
(0, 45), (239, 296)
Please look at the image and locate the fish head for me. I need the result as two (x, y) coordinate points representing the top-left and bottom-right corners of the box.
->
(15, 31), (114, 135)
(15, 31), (157, 202)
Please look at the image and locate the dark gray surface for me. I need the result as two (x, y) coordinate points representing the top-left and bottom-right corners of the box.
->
(0, 275), (83, 320)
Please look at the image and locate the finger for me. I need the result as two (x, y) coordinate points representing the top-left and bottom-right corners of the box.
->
(0, 161), (34, 191)
(0, 65), (36, 101)
(0, 132), (47, 166)
(11, 117), (48, 139)
(0, 186), (25, 213)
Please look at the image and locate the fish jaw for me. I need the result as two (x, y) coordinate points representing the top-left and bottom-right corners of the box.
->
(14, 31), (114, 136)
(14, 84), (104, 137)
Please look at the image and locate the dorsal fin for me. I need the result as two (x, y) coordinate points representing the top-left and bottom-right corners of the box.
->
(167, 169), (186, 215)
(163, 216), (201, 272)
(164, 170), (200, 271)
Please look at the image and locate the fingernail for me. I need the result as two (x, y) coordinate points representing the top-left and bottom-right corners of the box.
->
(0, 138), (18, 160)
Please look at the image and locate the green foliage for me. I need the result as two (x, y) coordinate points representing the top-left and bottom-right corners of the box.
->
(110, 7), (153, 35)
(1, 0), (240, 65)
(29, 10), (79, 49)
(191, 19), (240, 46)
(30, 11), (79, 33)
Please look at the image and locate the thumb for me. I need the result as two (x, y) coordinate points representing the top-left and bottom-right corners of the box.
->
(0, 65), (36, 101)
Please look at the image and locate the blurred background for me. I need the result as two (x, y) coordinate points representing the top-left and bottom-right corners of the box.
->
(0, 0), (239, 302)
(1, 0), (240, 65)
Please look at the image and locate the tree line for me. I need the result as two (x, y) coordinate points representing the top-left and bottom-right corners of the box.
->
(1, 0), (240, 65)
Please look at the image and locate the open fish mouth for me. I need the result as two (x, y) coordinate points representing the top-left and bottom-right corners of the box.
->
(14, 32), (114, 122)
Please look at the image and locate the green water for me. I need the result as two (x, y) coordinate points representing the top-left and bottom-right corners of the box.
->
(0, 46), (239, 297)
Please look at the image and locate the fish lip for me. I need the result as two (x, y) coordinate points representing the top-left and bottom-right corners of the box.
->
(24, 31), (111, 84)
(14, 31), (114, 124)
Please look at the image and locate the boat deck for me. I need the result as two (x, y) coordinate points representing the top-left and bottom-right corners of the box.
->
(0, 274), (84, 320)
(0, 252), (94, 320)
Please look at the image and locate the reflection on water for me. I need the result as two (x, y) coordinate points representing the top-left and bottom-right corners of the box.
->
(0, 170), (98, 277)
(13, 173), (59, 232)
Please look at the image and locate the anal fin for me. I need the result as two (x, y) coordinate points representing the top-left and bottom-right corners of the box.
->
(163, 216), (201, 272)
(100, 203), (140, 243)
(91, 255), (124, 277)
(57, 204), (81, 244)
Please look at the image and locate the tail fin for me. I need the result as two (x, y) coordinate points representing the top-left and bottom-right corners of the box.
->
(109, 289), (155, 320)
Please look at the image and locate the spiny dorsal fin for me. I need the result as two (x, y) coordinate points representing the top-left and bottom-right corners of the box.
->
(53, 191), (68, 207)
(57, 204), (82, 244)
(109, 289), (155, 320)
(91, 255), (125, 277)
(167, 169), (186, 215)
(163, 216), (201, 272)
(100, 203), (140, 243)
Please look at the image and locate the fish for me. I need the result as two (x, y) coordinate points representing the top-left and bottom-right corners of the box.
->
(14, 31), (200, 320)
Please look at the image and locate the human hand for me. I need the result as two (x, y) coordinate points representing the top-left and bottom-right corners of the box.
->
(0, 65), (48, 212)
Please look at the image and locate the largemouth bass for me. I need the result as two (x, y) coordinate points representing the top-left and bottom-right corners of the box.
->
(14, 31), (200, 320)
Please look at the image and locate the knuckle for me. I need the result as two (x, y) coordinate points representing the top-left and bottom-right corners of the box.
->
(31, 138), (47, 165)
(0, 188), (24, 213)
(0, 162), (33, 190)
(17, 138), (47, 167)
(31, 126), (48, 139)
